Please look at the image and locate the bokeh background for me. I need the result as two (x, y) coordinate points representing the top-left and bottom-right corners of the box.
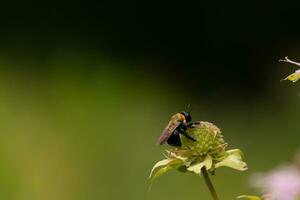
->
(0, 1), (300, 200)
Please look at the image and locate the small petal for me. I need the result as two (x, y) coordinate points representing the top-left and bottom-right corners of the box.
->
(149, 158), (183, 181)
(282, 70), (300, 82)
(237, 195), (262, 200)
(149, 159), (173, 179)
(187, 155), (213, 174)
(150, 165), (174, 183)
(215, 149), (248, 171)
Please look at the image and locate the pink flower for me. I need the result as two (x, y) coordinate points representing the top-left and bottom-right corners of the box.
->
(251, 165), (300, 200)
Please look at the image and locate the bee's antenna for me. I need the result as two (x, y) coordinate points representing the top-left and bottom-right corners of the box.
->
(186, 104), (192, 114)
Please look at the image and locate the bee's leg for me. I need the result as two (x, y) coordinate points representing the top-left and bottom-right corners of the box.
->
(187, 124), (195, 128)
(180, 131), (196, 141)
(177, 129), (196, 142)
(187, 121), (200, 128)
(177, 124), (196, 141)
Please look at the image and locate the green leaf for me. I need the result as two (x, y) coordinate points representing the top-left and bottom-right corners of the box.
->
(215, 149), (248, 171)
(187, 155), (213, 174)
(237, 195), (261, 200)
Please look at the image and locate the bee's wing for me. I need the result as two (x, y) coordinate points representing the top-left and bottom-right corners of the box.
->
(157, 120), (181, 145)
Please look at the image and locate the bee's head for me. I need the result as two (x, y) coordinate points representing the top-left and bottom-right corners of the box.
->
(180, 111), (192, 122)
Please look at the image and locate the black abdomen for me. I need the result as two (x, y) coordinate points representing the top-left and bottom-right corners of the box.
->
(167, 131), (181, 146)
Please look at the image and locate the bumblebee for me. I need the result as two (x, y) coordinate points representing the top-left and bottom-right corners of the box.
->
(157, 111), (196, 147)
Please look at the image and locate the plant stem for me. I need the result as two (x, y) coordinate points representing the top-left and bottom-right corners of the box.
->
(201, 167), (219, 200)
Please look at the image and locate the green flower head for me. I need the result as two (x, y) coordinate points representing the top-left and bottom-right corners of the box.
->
(150, 121), (248, 183)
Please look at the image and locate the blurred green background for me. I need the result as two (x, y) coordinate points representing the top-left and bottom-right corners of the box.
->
(0, 1), (300, 199)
